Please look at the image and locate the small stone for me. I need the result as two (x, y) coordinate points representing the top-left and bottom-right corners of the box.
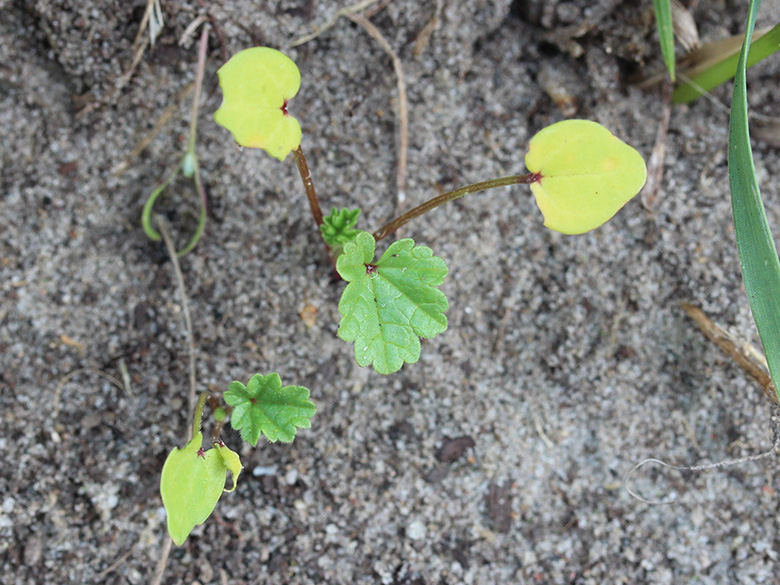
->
(407, 520), (426, 541)
(435, 436), (475, 463)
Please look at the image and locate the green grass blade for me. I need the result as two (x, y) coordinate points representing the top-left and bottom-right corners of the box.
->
(674, 21), (780, 103)
(729, 0), (780, 403)
(652, 0), (676, 81)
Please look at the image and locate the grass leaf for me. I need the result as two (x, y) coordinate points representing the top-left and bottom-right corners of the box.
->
(652, 0), (676, 81)
(728, 0), (780, 403)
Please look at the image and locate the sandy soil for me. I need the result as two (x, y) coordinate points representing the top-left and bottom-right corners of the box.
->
(3, 0), (780, 583)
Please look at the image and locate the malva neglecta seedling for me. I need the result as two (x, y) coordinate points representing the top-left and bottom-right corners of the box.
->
(160, 374), (316, 545)
(214, 47), (647, 375)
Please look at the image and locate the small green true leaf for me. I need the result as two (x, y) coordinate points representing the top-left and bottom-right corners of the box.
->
(224, 373), (316, 445)
(525, 119), (647, 235)
(160, 432), (243, 546)
(214, 47), (302, 161)
(337, 231), (449, 375)
(213, 406), (227, 422)
(321, 208), (362, 247)
(321, 208), (362, 257)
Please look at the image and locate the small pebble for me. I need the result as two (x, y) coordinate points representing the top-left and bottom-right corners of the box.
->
(407, 520), (426, 540)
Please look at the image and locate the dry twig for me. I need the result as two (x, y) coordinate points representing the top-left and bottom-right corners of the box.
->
(157, 217), (199, 432)
(347, 13), (409, 206)
(94, 545), (136, 581)
(641, 84), (672, 210)
(53, 368), (125, 420)
(288, 0), (386, 47)
(112, 82), (195, 177)
(682, 302), (777, 405)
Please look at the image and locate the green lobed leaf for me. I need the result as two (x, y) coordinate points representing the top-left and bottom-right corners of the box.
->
(336, 231), (449, 375)
(224, 373), (316, 445)
(322, 208), (361, 241)
(160, 432), (243, 545)
(652, 0), (676, 81)
(728, 0), (780, 403)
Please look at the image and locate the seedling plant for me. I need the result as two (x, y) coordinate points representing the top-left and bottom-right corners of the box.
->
(213, 46), (648, 375)
(160, 375), (316, 545)
(141, 27), (210, 256)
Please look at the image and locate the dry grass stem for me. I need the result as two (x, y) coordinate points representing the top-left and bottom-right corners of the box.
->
(682, 302), (777, 406)
(112, 81), (195, 177)
(156, 217), (200, 435)
(150, 535), (172, 585)
(53, 368), (125, 420)
(642, 84), (672, 210)
(348, 13), (409, 207)
(288, 0), (386, 47)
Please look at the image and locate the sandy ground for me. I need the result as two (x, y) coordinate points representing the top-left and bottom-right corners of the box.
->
(3, 0), (780, 583)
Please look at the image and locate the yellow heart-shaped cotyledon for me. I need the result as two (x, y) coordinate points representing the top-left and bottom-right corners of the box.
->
(525, 120), (647, 234)
(160, 432), (242, 545)
(214, 47), (302, 161)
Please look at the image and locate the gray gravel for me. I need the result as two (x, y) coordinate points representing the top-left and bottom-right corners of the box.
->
(2, 1), (780, 583)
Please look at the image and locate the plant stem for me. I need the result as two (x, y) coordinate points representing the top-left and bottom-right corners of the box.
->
(211, 406), (232, 443)
(174, 24), (210, 257)
(293, 146), (324, 227)
(142, 24), (209, 256)
(150, 536), (172, 585)
(191, 392), (209, 440)
(372, 173), (540, 241)
(157, 216), (199, 439)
